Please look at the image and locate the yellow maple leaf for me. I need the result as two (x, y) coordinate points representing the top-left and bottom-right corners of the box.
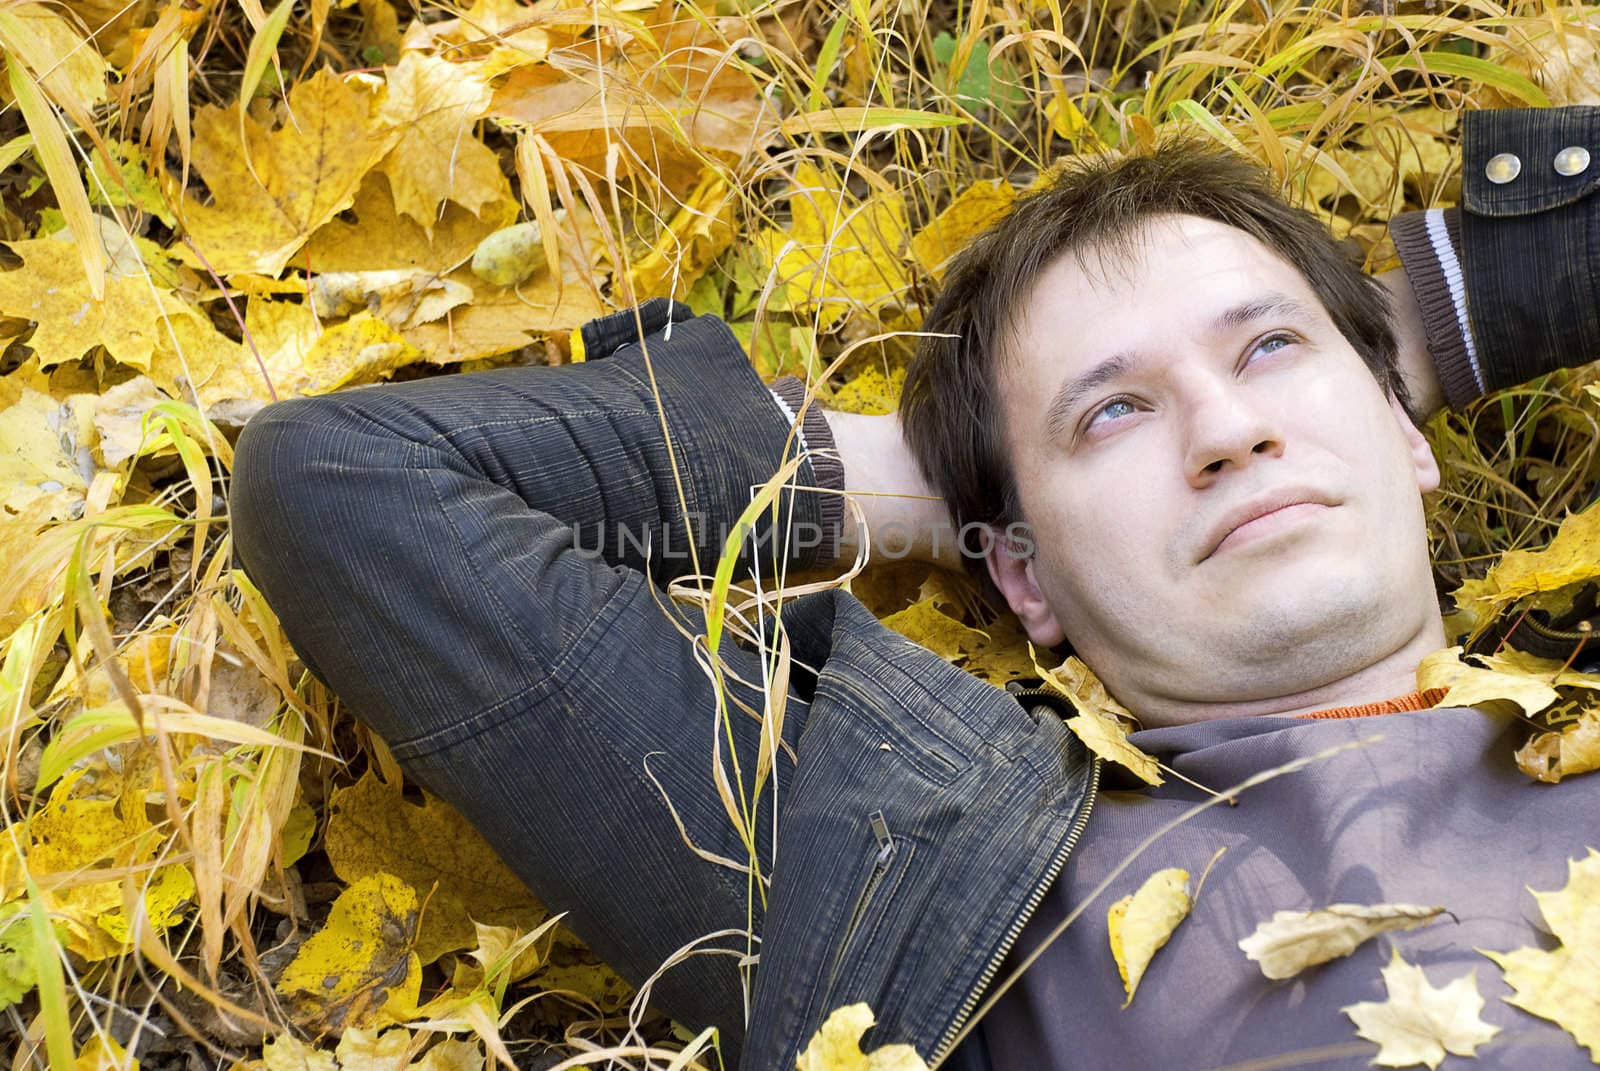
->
(1034, 652), (1162, 785)
(304, 171), (517, 275)
(334, 1026), (413, 1071)
(1238, 903), (1448, 981)
(377, 52), (509, 230)
(828, 365), (906, 416)
(74, 1035), (136, 1071)
(0, 237), (192, 372)
(1107, 867), (1191, 1007)
(322, 772), (548, 964)
(1482, 848), (1600, 1059)
(795, 1004), (929, 1071)
(908, 180), (1016, 278)
(758, 163), (910, 328)
(1473, 501), (1600, 615)
(1342, 951), (1500, 1069)
(1415, 646), (1559, 717)
(880, 599), (988, 662)
(179, 68), (400, 278)
(277, 872), (423, 1031)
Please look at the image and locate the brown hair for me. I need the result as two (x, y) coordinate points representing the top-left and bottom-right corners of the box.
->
(899, 139), (1407, 598)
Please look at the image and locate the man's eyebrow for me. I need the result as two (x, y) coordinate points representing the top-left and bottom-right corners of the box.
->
(1213, 292), (1316, 332)
(1044, 352), (1132, 440)
(1040, 292), (1317, 440)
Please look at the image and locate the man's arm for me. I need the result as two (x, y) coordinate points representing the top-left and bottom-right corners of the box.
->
(228, 299), (832, 1061)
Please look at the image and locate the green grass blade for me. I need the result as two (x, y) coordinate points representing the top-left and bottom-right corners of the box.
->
(1383, 51), (1549, 108)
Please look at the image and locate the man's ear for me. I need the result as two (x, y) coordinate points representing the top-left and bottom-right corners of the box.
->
(1389, 393), (1440, 494)
(985, 530), (1067, 647)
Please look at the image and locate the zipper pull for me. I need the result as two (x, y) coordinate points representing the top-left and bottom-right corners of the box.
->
(868, 810), (895, 865)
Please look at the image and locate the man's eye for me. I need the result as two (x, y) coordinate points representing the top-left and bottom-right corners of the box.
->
(1250, 333), (1296, 360)
(1086, 398), (1138, 428)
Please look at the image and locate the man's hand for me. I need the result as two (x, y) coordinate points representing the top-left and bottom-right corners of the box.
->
(826, 409), (966, 569)
(1380, 268), (1445, 420)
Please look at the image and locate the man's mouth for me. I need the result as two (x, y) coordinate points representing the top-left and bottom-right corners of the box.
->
(1200, 489), (1337, 562)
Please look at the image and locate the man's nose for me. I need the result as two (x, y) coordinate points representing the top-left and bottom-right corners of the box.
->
(1182, 381), (1284, 488)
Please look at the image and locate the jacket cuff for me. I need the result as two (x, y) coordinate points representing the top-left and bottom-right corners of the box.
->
(767, 376), (846, 549)
(1456, 107), (1600, 394)
(1391, 207), (1483, 409)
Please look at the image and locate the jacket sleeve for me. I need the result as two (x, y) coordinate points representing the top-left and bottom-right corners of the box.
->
(228, 298), (838, 1059)
(1391, 106), (1600, 408)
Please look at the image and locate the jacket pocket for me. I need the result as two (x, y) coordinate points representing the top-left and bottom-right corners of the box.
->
(825, 810), (914, 998)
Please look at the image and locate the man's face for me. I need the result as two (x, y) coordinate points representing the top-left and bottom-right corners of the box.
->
(987, 215), (1443, 724)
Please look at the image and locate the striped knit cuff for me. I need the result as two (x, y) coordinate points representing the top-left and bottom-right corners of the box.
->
(1391, 207), (1483, 410)
(768, 376), (846, 550)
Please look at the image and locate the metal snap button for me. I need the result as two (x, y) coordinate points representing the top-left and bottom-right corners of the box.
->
(1555, 145), (1591, 177)
(1485, 152), (1522, 184)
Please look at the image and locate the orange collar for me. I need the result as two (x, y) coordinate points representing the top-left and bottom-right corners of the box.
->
(1297, 688), (1447, 720)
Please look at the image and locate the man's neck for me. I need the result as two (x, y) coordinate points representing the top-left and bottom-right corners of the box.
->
(1126, 619), (1448, 728)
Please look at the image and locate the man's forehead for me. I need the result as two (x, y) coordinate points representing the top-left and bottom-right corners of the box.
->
(1005, 216), (1322, 372)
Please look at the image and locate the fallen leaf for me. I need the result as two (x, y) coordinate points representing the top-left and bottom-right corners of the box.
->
(880, 599), (988, 662)
(1473, 501), (1600, 616)
(1108, 867), (1191, 1006)
(334, 1026), (412, 1071)
(0, 386), (91, 520)
(795, 1003), (929, 1071)
(1481, 848), (1600, 1059)
(908, 180), (1016, 278)
(309, 270), (474, 330)
(627, 169), (736, 300)
(1239, 903), (1449, 981)
(1036, 653), (1162, 785)
(276, 872), (422, 1030)
(828, 365), (906, 416)
(322, 773), (547, 964)
(73, 1035), (137, 1071)
(3, 3), (109, 109)
(304, 171), (517, 274)
(409, 1040), (483, 1071)
(260, 1034), (337, 1071)
(1515, 711), (1600, 783)
(376, 52), (508, 230)
(1342, 951), (1499, 1069)
(1415, 646), (1558, 717)
(757, 163), (911, 327)
(0, 236), (192, 372)
(91, 375), (171, 467)
(178, 69), (400, 277)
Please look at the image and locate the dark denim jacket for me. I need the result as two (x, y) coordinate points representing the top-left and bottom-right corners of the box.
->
(230, 108), (1597, 1070)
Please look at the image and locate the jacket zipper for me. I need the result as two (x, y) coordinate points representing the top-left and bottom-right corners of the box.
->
(926, 692), (1102, 1067)
(825, 810), (897, 996)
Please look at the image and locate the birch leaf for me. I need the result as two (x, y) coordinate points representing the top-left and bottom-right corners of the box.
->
(1342, 952), (1499, 1069)
(1481, 848), (1600, 1059)
(276, 872), (423, 1030)
(795, 1004), (929, 1071)
(1239, 903), (1448, 980)
(1108, 867), (1191, 1006)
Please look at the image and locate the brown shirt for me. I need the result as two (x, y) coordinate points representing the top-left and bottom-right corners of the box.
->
(982, 705), (1596, 1070)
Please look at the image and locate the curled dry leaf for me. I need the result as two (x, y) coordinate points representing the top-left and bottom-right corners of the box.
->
(1108, 867), (1191, 1007)
(1239, 903), (1448, 980)
(1342, 951), (1500, 1069)
(1481, 847), (1600, 1060)
(1515, 711), (1600, 783)
(796, 1004), (929, 1071)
